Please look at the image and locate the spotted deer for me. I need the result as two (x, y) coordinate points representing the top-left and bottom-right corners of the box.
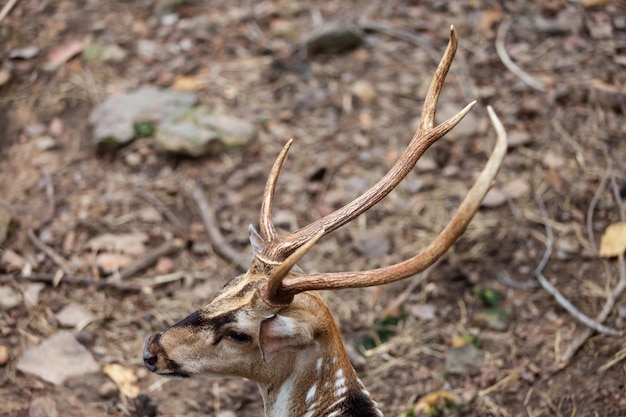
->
(143, 26), (507, 417)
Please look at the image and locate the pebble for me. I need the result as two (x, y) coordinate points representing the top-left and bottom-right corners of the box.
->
(0, 286), (21, 310)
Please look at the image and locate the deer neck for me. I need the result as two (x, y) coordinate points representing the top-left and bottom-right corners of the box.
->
(257, 332), (384, 417)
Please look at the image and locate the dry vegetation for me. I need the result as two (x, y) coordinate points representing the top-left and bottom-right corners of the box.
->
(1, 1), (625, 416)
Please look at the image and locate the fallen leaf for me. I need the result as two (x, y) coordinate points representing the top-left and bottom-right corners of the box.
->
(412, 390), (464, 417)
(102, 363), (139, 399)
(172, 75), (209, 91)
(598, 222), (626, 258)
(45, 39), (85, 71)
(0, 344), (9, 366)
(0, 68), (10, 86)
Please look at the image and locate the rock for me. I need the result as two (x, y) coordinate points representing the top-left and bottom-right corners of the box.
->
(506, 130), (532, 147)
(0, 344), (9, 366)
(410, 304), (437, 321)
(9, 46), (40, 59)
(436, 102), (480, 140)
(90, 86), (197, 149)
(155, 256), (175, 275)
(444, 341), (483, 375)
(0, 286), (21, 310)
(17, 331), (99, 385)
(55, 303), (96, 328)
(23, 283), (45, 306)
(501, 178), (531, 199)
(542, 151), (565, 169)
(28, 396), (58, 417)
(355, 229), (391, 258)
(481, 188), (507, 207)
(156, 107), (256, 157)
(1, 249), (27, 271)
(305, 22), (363, 55)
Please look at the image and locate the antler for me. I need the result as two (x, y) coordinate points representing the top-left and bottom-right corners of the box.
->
(256, 26), (508, 305)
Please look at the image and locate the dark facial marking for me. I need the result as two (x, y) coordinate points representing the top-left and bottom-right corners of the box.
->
(172, 310), (237, 331)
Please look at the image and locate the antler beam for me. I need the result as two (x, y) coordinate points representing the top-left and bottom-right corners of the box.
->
(257, 26), (474, 263)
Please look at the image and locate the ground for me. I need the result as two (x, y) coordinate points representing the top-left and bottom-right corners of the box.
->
(1, 1), (626, 416)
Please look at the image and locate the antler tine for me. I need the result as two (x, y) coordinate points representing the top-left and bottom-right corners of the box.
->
(259, 139), (294, 243)
(277, 106), (507, 297)
(420, 25), (457, 131)
(260, 25), (470, 262)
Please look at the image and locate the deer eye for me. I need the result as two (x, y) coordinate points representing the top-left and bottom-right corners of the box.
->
(227, 330), (251, 343)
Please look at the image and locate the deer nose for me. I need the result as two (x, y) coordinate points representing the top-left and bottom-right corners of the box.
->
(143, 335), (160, 372)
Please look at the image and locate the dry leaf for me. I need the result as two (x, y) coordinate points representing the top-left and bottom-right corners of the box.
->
(598, 222), (626, 258)
(102, 363), (139, 399)
(45, 39), (85, 71)
(413, 390), (463, 416)
(172, 75), (209, 91)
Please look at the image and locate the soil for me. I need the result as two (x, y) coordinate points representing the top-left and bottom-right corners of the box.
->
(1, 1), (625, 417)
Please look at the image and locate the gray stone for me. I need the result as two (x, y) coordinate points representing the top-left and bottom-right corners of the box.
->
(305, 22), (363, 55)
(156, 106), (256, 157)
(90, 86), (197, 148)
(17, 331), (99, 385)
(0, 286), (21, 310)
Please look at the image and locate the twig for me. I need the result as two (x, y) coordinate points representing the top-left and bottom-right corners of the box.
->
(495, 17), (546, 92)
(26, 229), (72, 276)
(118, 238), (185, 281)
(497, 270), (538, 290)
(602, 144), (626, 224)
(559, 149), (626, 365)
(186, 181), (249, 272)
(0, 273), (142, 293)
(0, 0), (19, 24)
(533, 193), (622, 337)
(586, 165), (610, 253)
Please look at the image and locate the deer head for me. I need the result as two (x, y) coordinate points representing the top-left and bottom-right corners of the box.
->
(143, 26), (507, 417)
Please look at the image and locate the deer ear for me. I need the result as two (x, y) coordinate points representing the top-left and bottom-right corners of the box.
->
(249, 224), (265, 255)
(259, 314), (314, 363)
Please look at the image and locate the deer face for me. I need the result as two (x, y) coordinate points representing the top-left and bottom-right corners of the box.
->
(143, 256), (336, 383)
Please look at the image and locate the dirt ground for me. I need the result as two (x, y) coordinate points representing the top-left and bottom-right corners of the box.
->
(1, 1), (626, 416)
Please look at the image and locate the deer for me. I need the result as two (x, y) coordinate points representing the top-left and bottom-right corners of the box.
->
(143, 26), (507, 417)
